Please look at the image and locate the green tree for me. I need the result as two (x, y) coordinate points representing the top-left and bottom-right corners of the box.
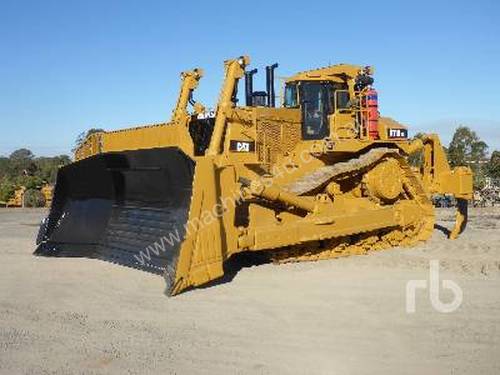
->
(35, 155), (71, 184)
(0, 177), (16, 202)
(447, 126), (488, 189)
(8, 148), (38, 178)
(24, 189), (45, 207)
(9, 148), (34, 160)
(17, 175), (44, 190)
(486, 150), (500, 179)
(0, 150), (71, 203)
(0, 157), (9, 179)
(447, 126), (488, 167)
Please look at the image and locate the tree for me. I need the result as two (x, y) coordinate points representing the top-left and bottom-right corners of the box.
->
(9, 148), (34, 161)
(0, 177), (16, 202)
(447, 126), (488, 167)
(486, 150), (500, 179)
(0, 157), (9, 179)
(72, 128), (104, 153)
(0, 150), (71, 203)
(8, 148), (38, 178)
(17, 175), (44, 190)
(35, 155), (71, 184)
(447, 126), (488, 189)
(24, 189), (45, 207)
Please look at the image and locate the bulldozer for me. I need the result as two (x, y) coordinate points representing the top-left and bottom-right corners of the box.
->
(35, 56), (473, 296)
(41, 184), (54, 208)
(7, 186), (26, 207)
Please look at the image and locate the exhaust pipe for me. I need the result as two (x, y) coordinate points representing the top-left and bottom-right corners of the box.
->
(266, 63), (279, 107)
(244, 68), (258, 106)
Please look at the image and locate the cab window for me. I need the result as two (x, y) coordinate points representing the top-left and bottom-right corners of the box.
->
(327, 83), (350, 112)
(284, 83), (298, 108)
(300, 82), (329, 140)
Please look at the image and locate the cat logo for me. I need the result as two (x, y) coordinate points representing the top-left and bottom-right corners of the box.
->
(229, 140), (255, 153)
(388, 128), (408, 139)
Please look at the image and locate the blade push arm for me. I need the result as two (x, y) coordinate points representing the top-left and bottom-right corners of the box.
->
(207, 56), (249, 156)
(171, 68), (204, 124)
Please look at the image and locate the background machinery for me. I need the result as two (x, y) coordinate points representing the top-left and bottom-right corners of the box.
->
(35, 56), (473, 295)
(6, 186), (26, 207)
(473, 178), (500, 207)
(5, 184), (53, 208)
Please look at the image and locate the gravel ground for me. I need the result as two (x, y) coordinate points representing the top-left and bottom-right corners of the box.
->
(0, 207), (499, 374)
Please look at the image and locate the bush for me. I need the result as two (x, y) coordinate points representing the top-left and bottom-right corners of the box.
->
(0, 178), (16, 202)
(24, 189), (45, 207)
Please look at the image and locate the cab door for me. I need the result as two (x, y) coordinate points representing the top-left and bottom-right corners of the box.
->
(300, 82), (329, 140)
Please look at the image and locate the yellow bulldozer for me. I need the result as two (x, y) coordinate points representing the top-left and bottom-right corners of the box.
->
(35, 56), (473, 296)
(6, 186), (26, 207)
(40, 184), (54, 208)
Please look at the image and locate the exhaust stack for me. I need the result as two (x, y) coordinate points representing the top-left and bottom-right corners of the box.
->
(244, 68), (258, 106)
(266, 63), (279, 107)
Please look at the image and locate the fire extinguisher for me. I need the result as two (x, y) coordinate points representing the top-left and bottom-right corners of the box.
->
(365, 88), (379, 139)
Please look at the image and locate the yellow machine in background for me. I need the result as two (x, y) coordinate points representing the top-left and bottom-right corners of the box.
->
(5, 185), (53, 208)
(41, 184), (54, 208)
(6, 187), (26, 207)
(35, 56), (473, 296)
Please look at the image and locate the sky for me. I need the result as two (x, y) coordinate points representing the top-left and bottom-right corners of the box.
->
(1, 0), (499, 157)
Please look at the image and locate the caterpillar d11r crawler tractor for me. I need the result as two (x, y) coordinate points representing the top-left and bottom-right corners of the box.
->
(35, 56), (473, 296)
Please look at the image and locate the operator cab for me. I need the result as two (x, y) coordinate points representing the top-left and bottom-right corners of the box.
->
(284, 81), (349, 140)
(243, 62), (374, 141)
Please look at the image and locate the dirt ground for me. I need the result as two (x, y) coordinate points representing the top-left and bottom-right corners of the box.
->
(0, 207), (499, 374)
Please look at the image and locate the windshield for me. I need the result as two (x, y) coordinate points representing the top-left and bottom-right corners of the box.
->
(300, 82), (329, 139)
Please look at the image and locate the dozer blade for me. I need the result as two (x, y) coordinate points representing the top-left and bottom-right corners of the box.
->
(34, 147), (198, 294)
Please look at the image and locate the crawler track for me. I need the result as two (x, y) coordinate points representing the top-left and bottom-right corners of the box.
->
(272, 150), (435, 263)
